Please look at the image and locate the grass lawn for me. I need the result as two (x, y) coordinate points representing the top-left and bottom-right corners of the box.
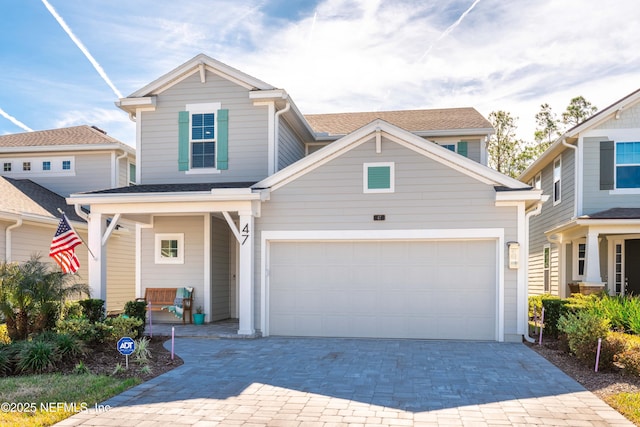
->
(605, 392), (640, 425)
(0, 373), (140, 427)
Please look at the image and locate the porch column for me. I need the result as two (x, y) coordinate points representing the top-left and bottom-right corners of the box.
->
(87, 212), (107, 306)
(583, 229), (603, 285)
(237, 212), (255, 335)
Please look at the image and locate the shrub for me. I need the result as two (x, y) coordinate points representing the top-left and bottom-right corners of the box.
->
(133, 337), (152, 365)
(124, 300), (147, 337)
(0, 324), (10, 344)
(54, 333), (86, 358)
(600, 331), (631, 370)
(78, 299), (105, 323)
(558, 310), (610, 366)
(0, 346), (12, 376)
(621, 297), (640, 335)
(541, 298), (570, 338)
(62, 301), (83, 320)
(618, 347), (640, 376)
(17, 339), (59, 373)
(103, 316), (143, 342)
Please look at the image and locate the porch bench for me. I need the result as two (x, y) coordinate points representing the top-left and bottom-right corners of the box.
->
(137, 287), (193, 324)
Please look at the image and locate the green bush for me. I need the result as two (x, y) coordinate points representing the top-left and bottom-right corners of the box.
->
(0, 346), (11, 376)
(54, 333), (86, 358)
(124, 300), (147, 337)
(56, 318), (100, 343)
(103, 316), (143, 342)
(0, 324), (10, 344)
(17, 339), (59, 373)
(78, 299), (105, 323)
(558, 310), (610, 366)
(62, 301), (83, 320)
(599, 331), (631, 370)
(618, 347), (640, 376)
(541, 298), (570, 338)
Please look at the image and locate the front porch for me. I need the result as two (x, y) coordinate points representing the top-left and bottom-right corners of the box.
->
(546, 208), (640, 297)
(143, 319), (260, 339)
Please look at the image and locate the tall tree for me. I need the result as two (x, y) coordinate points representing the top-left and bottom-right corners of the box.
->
(487, 110), (524, 178)
(534, 103), (560, 149)
(562, 96), (597, 127)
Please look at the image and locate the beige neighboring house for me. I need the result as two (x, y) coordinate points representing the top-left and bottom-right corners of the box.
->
(0, 125), (136, 312)
(520, 88), (640, 298)
(69, 54), (543, 341)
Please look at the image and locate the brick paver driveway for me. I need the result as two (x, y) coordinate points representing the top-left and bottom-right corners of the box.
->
(58, 337), (633, 426)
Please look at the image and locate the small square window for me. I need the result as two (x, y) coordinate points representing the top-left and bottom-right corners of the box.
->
(155, 233), (184, 264)
(363, 162), (394, 193)
(3, 162), (11, 172)
(62, 160), (71, 170)
(23, 162), (31, 171)
(42, 161), (51, 171)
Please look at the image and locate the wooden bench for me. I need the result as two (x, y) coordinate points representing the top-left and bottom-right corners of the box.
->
(137, 287), (193, 324)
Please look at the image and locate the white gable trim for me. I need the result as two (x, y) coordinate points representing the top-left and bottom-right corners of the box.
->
(128, 54), (275, 98)
(254, 119), (529, 192)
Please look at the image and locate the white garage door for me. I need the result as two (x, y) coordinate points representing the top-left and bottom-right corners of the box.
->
(268, 240), (497, 340)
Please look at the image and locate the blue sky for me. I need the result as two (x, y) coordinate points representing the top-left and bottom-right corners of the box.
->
(1, 0), (638, 146)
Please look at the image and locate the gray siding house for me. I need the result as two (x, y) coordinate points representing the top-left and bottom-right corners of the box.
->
(520, 88), (640, 298)
(69, 54), (543, 341)
(0, 126), (136, 311)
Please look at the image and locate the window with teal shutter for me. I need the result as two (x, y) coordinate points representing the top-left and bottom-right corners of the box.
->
(178, 105), (228, 171)
(457, 141), (468, 157)
(178, 111), (190, 171)
(364, 162), (394, 193)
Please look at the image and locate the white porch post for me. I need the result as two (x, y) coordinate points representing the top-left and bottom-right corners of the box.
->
(237, 212), (255, 335)
(583, 228), (603, 285)
(87, 212), (107, 306)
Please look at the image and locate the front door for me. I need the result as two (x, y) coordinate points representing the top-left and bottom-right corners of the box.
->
(625, 239), (640, 295)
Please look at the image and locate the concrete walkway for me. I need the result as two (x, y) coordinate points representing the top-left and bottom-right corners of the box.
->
(57, 338), (633, 426)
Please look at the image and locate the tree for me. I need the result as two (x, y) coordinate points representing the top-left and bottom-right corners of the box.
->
(534, 103), (560, 149)
(487, 110), (527, 178)
(562, 96), (597, 128)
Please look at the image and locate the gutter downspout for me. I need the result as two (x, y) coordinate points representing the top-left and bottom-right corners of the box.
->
(74, 204), (89, 222)
(5, 218), (23, 262)
(524, 201), (544, 343)
(561, 138), (579, 218)
(273, 101), (291, 173)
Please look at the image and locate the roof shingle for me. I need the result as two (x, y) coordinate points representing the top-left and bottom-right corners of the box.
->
(0, 125), (123, 148)
(304, 107), (492, 136)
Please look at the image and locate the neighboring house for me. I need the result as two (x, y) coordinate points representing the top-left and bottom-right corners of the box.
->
(0, 126), (136, 312)
(68, 54), (543, 341)
(520, 88), (640, 298)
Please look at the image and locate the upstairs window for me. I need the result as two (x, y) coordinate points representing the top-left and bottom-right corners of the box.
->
(534, 172), (541, 190)
(62, 160), (71, 170)
(616, 142), (640, 188)
(553, 157), (561, 205)
(23, 162), (31, 171)
(129, 163), (136, 185)
(178, 103), (228, 172)
(3, 162), (11, 172)
(42, 161), (51, 171)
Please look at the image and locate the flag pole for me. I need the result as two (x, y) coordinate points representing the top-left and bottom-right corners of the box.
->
(57, 208), (97, 260)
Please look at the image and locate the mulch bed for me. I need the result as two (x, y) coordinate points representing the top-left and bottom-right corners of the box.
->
(526, 337), (640, 399)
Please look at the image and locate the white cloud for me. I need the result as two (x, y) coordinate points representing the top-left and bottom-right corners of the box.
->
(55, 108), (135, 146)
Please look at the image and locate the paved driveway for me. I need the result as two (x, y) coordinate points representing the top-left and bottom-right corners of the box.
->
(58, 338), (633, 426)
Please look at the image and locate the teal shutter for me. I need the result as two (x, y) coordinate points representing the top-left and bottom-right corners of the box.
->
(600, 141), (614, 190)
(178, 111), (189, 171)
(368, 166), (391, 189)
(217, 109), (229, 170)
(457, 141), (468, 157)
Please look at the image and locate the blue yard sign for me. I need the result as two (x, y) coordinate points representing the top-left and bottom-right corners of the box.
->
(117, 337), (135, 369)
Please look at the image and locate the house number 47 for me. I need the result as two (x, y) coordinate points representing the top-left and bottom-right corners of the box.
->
(241, 224), (250, 245)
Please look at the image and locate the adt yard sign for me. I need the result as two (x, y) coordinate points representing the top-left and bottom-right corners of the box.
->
(117, 337), (135, 355)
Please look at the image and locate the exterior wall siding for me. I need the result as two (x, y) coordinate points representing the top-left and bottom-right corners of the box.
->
(140, 215), (206, 322)
(211, 216), (230, 321)
(278, 118), (306, 170)
(139, 71), (269, 185)
(528, 146), (575, 296)
(256, 136), (519, 335)
(105, 221), (136, 312)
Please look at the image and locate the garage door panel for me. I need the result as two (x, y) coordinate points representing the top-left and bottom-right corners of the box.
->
(269, 240), (497, 340)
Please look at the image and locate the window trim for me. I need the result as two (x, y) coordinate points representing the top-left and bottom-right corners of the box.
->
(363, 162), (395, 193)
(154, 233), (184, 265)
(553, 156), (562, 206)
(614, 141), (640, 189)
(572, 239), (586, 281)
(185, 102), (220, 173)
(543, 244), (551, 293)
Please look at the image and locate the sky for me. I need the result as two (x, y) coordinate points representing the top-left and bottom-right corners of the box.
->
(1, 0), (639, 147)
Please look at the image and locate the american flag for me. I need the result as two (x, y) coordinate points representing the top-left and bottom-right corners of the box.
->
(49, 216), (82, 274)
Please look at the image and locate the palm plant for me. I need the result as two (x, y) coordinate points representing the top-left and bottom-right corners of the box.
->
(0, 255), (89, 340)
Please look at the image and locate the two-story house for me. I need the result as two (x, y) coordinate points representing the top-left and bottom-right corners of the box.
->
(0, 125), (137, 311)
(68, 54), (543, 341)
(520, 88), (640, 298)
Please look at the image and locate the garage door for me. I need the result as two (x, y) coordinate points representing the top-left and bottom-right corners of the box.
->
(268, 240), (497, 340)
